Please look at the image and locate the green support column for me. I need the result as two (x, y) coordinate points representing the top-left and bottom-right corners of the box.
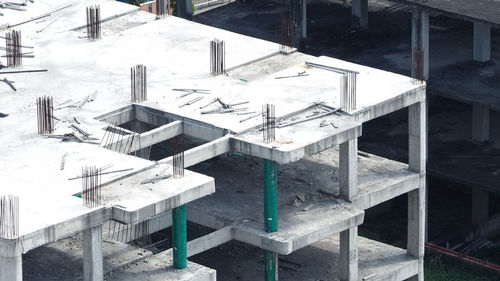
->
(264, 159), (278, 281)
(172, 205), (187, 269)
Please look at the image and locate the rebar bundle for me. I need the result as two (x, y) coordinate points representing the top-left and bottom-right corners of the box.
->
(0, 194), (19, 239)
(210, 39), (225, 75)
(131, 64), (147, 102)
(339, 72), (357, 112)
(172, 135), (184, 178)
(82, 166), (102, 208)
(36, 96), (54, 135)
(262, 104), (276, 143)
(86, 5), (101, 40)
(5, 30), (22, 67)
(156, 0), (170, 16)
(279, 12), (294, 53)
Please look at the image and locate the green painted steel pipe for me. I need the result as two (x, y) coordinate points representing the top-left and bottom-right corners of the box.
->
(265, 250), (278, 281)
(172, 205), (187, 269)
(264, 159), (278, 232)
(264, 159), (278, 280)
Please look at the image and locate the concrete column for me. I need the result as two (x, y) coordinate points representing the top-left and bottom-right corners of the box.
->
(472, 188), (489, 237)
(472, 104), (490, 142)
(302, 0), (307, 39)
(339, 227), (358, 281)
(473, 22), (491, 62)
(339, 138), (358, 201)
(0, 239), (22, 281)
(83, 226), (104, 281)
(177, 0), (193, 19)
(411, 7), (429, 80)
(351, 0), (368, 30)
(407, 101), (426, 281)
(291, 0), (305, 50)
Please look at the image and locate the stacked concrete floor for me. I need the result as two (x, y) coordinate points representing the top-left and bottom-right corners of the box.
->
(0, 1), (426, 280)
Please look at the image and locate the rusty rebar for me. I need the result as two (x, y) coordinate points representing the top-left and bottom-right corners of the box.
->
(279, 12), (294, 53)
(210, 39), (225, 75)
(82, 166), (102, 208)
(172, 135), (185, 178)
(0, 194), (19, 238)
(36, 96), (54, 135)
(5, 30), (22, 67)
(86, 5), (101, 40)
(131, 64), (147, 102)
(262, 104), (276, 143)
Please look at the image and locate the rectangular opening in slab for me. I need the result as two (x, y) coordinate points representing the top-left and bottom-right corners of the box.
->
(148, 134), (211, 161)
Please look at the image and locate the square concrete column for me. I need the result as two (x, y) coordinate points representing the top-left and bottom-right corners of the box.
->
(473, 22), (491, 62)
(472, 187), (489, 237)
(407, 101), (426, 281)
(83, 225), (104, 281)
(302, 0), (307, 39)
(411, 7), (429, 81)
(0, 239), (22, 281)
(339, 227), (358, 281)
(472, 104), (490, 142)
(351, 0), (368, 30)
(291, 0), (305, 49)
(339, 139), (358, 201)
(177, 0), (193, 19)
(339, 138), (358, 281)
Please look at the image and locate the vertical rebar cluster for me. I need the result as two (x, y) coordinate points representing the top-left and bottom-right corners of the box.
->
(82, 166), (102, 208)
(131, 64), (147, 102)
(0, 194), (19, 239)
(5, 30), (22, 67)
(279, 12), (294, 53)
(172, 135), (185, 178)
(210, 39), (225, 75)
(86, 5), (101, 40)
(262, 104), (276, 143)
(36, 96), (54, 135)
(156, 0), (170, 16)
(340, 72), (357, 112)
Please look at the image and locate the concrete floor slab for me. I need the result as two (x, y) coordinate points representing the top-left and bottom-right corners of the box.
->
(105, 249), (216, 281)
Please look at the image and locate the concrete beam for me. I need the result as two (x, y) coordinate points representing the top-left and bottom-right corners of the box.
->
(83, 226), (104, 281)
(473, 22), (491, 62)
(340, 227), (358, 281)
(472, 187), (489, 237)
(352, 0), (368, 30)
(109, 120), (183, 153)
(411, 7), (429, 80)
(187, 226), (233, 257)
(0, 239), (22, 281)
(472, 104), (490, 142)
(160, 135), (231, 168)
(340, 139), (358, 201)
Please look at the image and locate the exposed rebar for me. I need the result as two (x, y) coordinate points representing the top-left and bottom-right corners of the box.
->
(82, 166), (102, 208)
(210, 39), (225, 75)
(172, 135), (185, 178)
(36, 96), (54, 135)
(5, 30), (22, 67)
(262, 104), (276, 143)
(131, 64), (147, 102)
(339, 72), (357, 112)
(0, 194), (19, 239)
(86, 5), (101, 40)
(156, 0), (171, 17)
(279, 12), (294, 53)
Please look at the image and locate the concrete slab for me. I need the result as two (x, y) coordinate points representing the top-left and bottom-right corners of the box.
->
(23, 235), (152, 281)
(105, 249), (216, 281)
(233, 200), (364, 255)
(389, 0), (500, 28)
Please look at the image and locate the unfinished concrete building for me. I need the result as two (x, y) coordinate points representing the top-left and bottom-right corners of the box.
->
(0, 1), (426, 280)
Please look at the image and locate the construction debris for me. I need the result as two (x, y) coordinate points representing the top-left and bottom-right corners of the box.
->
(1, 77), (15, 91)
(179, 96), (203, 108)
(173, 88), (211, 99)
(275, 71), (308, 79)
